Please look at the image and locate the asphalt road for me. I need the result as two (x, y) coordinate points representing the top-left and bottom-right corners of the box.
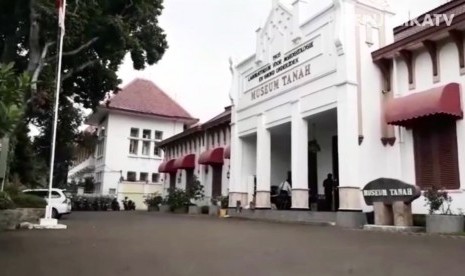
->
(0, 211), (464, 276)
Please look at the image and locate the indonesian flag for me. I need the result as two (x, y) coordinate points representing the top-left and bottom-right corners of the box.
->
(56, 0), (66, 30)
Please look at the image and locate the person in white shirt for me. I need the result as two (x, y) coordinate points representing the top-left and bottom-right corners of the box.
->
(278, 179), (292, 196)
(276, 171), (292, 209)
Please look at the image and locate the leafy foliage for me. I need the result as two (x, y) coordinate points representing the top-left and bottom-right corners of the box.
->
(144, 192), (163, 207)
(424, 186), (452, 215)
(10, 193), (47, 208)
(0, 63), (31, 138)
(186, 175), (205, 203)
(0, 191), (15, 210)
(0, 0), (168, 188)
(165, 188), (190, 211)
(220, 196), (229, 209)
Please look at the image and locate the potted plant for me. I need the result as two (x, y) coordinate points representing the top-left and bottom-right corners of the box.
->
(219, 196), (229, 218)
(209, 197), (220, 216)
(159, 198), (170, 213)
(144, 192), (163, 211)
(424, 187), (464, 234)
(186, 176), (205, 215)
(165, 188), (190, 213)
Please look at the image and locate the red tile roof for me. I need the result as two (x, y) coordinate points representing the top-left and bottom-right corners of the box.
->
(104, 78), (196, 121)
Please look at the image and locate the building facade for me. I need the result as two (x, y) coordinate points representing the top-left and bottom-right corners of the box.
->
(229, 0), (465, 217)
(372, 0), (465, 214)
(158, 107), (231, 205)
(70, 79), (196, 208)
(228, 0), (396, 217)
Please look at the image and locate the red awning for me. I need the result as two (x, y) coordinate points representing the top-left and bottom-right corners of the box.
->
(385, 83), (463, 126)
(198, 147), (224, 165)
(224, 145), (230, 159)
(173, 154), (196, 170)
(158, 159), (177, 173)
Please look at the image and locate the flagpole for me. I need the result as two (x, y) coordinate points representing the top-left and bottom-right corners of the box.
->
(44, 0), (66, 223)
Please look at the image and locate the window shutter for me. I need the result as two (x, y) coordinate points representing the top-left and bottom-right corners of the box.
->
(436, 120), (460, 190)
(413, 126), (435, 189)
(413, 118), (460, 190)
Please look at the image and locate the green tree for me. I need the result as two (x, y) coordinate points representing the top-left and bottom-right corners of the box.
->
(0, 63), (31, 138)
(0, 0), (168, 187)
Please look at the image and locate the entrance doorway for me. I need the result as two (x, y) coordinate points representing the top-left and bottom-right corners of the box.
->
(308, 151), (318, 209)
(186, 169), (194, 192)
(169, 173), (176, 190)
(212, 166), (222, 198)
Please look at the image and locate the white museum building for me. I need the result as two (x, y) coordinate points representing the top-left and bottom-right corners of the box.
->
(157, 107), (231, 204)
(228, 0), (465, 222)
(69, 79), (197, 208)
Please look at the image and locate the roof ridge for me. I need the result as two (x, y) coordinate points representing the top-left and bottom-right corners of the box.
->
(147, 81), (195, 119)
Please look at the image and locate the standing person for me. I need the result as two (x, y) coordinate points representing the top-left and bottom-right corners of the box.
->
(323, 173), (335, 211)
(277, 171), (292, 209)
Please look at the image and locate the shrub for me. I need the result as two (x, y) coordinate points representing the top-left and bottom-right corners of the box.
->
(220, 196), (229, 209)
(424, 186), (451, 215)
(165, 188), (190, 211)
(11, 194), (47, 208)
(144, 192), (163, 207)
(186, 176), (205, 202)
(0, 191), (15, 210)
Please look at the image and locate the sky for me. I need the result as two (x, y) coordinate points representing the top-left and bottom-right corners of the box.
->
(116, 0), (447, 123)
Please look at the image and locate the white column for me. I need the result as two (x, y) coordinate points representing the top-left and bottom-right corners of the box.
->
(255, 114), (271, 208)
(291, 101), (309, 209)
(333, 0), (362, 212)
(229, 122), (247, 208)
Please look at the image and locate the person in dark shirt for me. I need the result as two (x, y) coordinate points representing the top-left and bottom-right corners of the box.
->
(323, 173), (335, 211)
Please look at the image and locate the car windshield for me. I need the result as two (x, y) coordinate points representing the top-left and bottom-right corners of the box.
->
(63, 191), (73, 198)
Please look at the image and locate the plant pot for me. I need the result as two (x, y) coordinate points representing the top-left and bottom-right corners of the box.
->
(426, 214), (465, 234)
(147, 205), (159, 212)
(173, 206), (188, 214)
(188, 206), (200, 215)
(209, 205), (220, 216)
(219, 208), (228, 217)
(159, 205), (170, 213)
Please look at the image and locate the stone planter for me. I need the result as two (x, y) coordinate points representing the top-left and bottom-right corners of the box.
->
(173, 206), (188, 214)
(209, 205), (220, 216)
(219, 208), (228, 217)
(426, 214), (465, 234)
(188, 206), (200, 215)
(147, 206), (159, 212)
(159, 205), (170, 213)
(0, 208), (45, 230)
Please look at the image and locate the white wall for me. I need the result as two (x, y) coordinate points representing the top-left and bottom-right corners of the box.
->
(101, 111), (184, 195)
(386, 38), (465, 214)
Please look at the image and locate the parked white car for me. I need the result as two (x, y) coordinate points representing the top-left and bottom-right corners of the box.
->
(22, 188), (72, 219)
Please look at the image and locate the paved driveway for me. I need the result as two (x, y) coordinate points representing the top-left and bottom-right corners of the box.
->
(0, 211), (464, 276)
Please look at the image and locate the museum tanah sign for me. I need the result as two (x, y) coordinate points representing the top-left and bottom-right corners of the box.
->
(245, 38), (318, 101)
(362, 178), (421, 206)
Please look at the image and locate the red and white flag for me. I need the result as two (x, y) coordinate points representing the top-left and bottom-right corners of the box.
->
(56, 0), (66, 30)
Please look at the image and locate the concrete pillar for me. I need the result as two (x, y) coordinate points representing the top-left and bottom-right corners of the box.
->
(255, 114), (271, 209)
(334, 0), (366, 228)
(393, 202), (413, 227)
(291, 101), (309, 209)
(229, 131), (247, 208)
(373, 202), (393, 225)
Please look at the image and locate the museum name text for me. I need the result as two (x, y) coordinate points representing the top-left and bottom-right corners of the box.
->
(363, 188), (414, 197)
(250, 63), (311, 101)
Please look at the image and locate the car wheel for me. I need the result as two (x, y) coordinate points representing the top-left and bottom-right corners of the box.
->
(52, 208), (60, 219)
